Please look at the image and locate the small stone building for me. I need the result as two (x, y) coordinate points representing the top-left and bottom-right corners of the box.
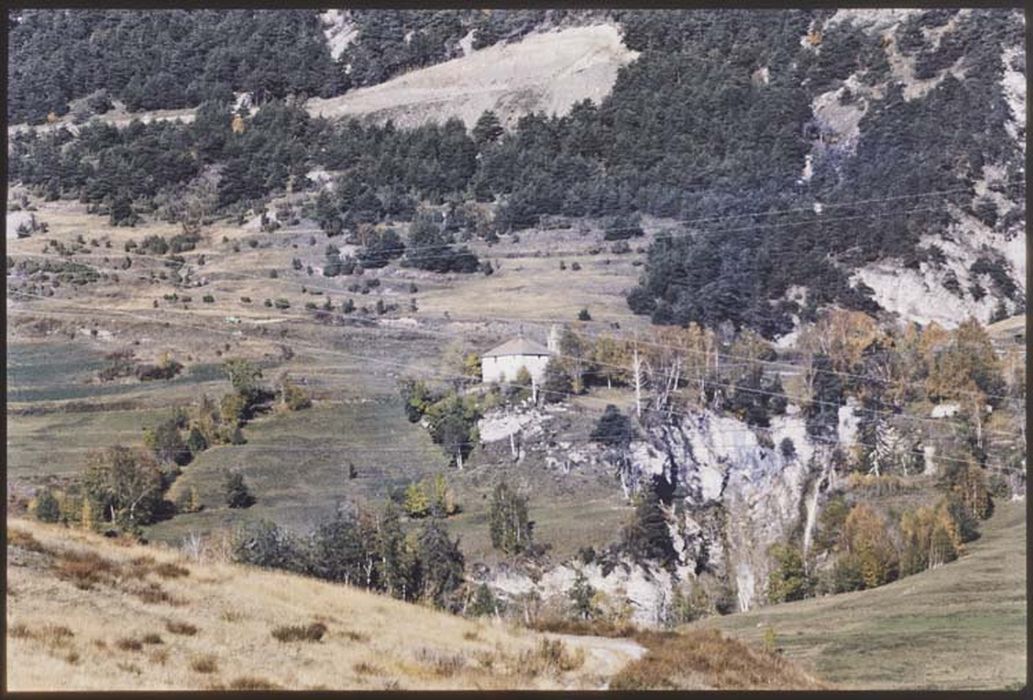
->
(481, 337), (554, 385)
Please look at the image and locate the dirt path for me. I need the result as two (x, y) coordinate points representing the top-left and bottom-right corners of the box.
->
(545, 632), (646, 688)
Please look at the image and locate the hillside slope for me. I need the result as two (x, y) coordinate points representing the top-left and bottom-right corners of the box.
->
(6, 517), (825, 691)
(307, 24), (638, 129)
(697, 499), (1027, 690)
(5, 518), (638, 691)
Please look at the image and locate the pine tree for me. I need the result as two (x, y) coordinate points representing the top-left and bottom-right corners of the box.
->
(224, 471), (255, 509)
(472, 110), (503, 148)
(766, 543), (812, 602)
(378, 502), (420, 601)
(622, 481), (676, 568)
(468, 582), (502, 618)
(418, 518), (465, 609)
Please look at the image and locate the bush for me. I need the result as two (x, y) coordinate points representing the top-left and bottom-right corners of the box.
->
(189, 655), (218, 674)
(231, 520), (303, 572)
(224, 471), (255, 509)
(166, 621), (198, 636)
(766, 543), (813, 603)
(468, 583), (505, 617)
(33, 487), (62, 523)
(591, 405), (633, 449)
(271, 622), (327, 643)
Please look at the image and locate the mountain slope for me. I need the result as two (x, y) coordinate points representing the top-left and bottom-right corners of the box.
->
(307, 24), (638, 129)
(6, 517), (827, 691)
(697, 499), (1027, 690)
(5, 518), (638, 690)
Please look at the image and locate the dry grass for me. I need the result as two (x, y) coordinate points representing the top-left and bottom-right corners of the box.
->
(515, 638), (586, 678)
(54, 550), (119, 590)
(352, 662), (384, 677)
(416, 648), (467, 677)
(219, 609), (243, 623)
(131, 581), (182, 605)
(530, 615), (638, 639)
(9, 528), (46, 552)
(610, 629), (828, 690)
(5, 518), (655, 690)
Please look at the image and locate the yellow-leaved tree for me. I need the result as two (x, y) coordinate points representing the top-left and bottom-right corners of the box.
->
(842, 503), (899, 589)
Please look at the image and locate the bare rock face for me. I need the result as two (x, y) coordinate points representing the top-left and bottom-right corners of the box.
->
(639, 410), (819, 612)
(479, 403), (832, 625)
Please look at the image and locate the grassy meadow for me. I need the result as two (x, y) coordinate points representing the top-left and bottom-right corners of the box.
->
(698, 499), (1027, 690)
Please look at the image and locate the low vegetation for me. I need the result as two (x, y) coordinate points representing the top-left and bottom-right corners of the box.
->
(610, 629), (827, 690)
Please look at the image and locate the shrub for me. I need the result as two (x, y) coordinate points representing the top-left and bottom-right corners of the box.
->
(224, 471), (255, 509)
(166, 621), (198, 636)
(190, 654), (218, 674)
(468, 583), (505, 618)
(271, 622), (327, 643)
(516, 638), (585, 677)
(228, 677), (281, 690)
(766, 543), (813, 603)
(577, 308), (592, 321)
(115, 637), (143, 651)
(569, 569), (600, 620)
(33, 487), (62, 523)
(591, 405), (633, 449)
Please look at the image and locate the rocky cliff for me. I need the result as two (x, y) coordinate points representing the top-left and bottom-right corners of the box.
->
(476, 403), (853, 625)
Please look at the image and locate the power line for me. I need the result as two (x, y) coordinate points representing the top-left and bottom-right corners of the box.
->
(9, 289), (1025, 443)
(9, 254), (1026, 435)
(11, 188), (1025, 408)
(9, 246), (1025, 422)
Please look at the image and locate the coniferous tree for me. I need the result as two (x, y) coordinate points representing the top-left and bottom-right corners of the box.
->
(33, 487), (62, 523)
(378, 502), (421, 601)
(622, 480), (676, 568)
(418, 517), (465, 609)
(224, 470), (255, 509)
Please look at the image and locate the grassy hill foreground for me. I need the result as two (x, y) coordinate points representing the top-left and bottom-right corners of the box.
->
(6, 518), (824, 691)
(697, 499), (1028, 691)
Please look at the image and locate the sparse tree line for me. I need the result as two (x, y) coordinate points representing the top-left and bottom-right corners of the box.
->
(229, 503), (464, 609)
(229, 476), (536, 612)
(29, 358), (311, 534)
(766, 454), (996, 603)
(760, 314), (1020, 602)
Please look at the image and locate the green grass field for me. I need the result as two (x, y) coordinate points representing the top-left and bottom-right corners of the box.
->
(147, 398), (448, 542)
(697, 499), (1027, 690)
